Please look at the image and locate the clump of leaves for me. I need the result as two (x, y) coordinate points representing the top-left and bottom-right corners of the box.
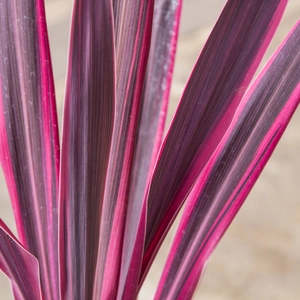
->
(0, 0), (299, 299)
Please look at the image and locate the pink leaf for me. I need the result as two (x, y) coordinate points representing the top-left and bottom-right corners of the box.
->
(58, 0), (115, 299)
(0, 1), (60, 298)
(93, 1), (155, 298)
(141, 0), (288, 281)
(155, 21), (300, 300)
(118, 0), (183, 298)
(0, 219), (43, 300)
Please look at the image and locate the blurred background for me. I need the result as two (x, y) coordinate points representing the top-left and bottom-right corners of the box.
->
(0, 0), (299, 299)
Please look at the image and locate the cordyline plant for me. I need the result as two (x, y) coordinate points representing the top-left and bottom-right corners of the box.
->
(0, 0), (299, 299)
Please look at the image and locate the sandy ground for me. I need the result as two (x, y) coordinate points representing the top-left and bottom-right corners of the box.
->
(0, 0), (299, 299)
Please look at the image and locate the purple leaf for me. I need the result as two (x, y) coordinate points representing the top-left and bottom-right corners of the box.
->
(141, 0), (288, 281)
(0, 219), (43, 300)
(155, 21), (300, 300)
(117, 0), (182, 298)
(93, 1), (155, 298)
(0, 1), (60, 298)
(58, 0), (115, 299)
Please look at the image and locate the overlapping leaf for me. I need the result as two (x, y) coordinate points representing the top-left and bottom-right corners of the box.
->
(0, 219), (42, 300)
(155, 21), (300, 300)
(0, 1), (60, 298)
(94, 1), (155, 298)
(0, 0), (298, 299)
(141, 0), (288, 281)
(118, 0), (182, 298)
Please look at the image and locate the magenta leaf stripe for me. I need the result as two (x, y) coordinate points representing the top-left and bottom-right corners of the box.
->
(118, 1), (182, 298)
(58, 0), (115, 299)
(141, 0), (288, 281)
(155, 21), (300, 300)
(0, 219), (43, 300)
(0, 1), (60, 299)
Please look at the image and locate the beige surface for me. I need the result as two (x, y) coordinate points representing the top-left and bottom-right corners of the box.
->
(0, 1), (299, 299)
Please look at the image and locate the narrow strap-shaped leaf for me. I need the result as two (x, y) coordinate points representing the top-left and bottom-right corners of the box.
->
(117, 1), (182, 298)
(141, 0), (288, 281)
(93, 1), (155, 298)
(58, 0), (115, 299)
(0, 1), (60, 298)
(0, 219), (43, 300)
(155, 21), (300, 300)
